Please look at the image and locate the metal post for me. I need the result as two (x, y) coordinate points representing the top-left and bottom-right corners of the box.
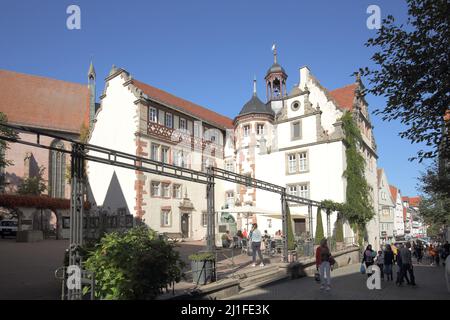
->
(308, 205), (313, 239)
(326, 209), (331, 238)
(280, 189), (288, 263)
(68, 143), (85, 300)
(206, 167), (215, 253)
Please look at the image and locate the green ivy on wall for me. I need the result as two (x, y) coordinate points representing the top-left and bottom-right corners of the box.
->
(318, 112), (375, 242)
(341, 111), (375, 229)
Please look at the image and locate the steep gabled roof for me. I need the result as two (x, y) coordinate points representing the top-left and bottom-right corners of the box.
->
(329, 83), (357, 111)
(389, 185), (398, 202)
(132, 79), (233, 129)
(0, 69), (89, 133)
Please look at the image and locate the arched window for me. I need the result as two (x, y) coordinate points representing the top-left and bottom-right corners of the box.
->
(49, 140), (66, 198)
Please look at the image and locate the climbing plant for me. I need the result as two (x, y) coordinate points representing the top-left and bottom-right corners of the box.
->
(314, 207), (324, 245)
(341, 112), (375, 228)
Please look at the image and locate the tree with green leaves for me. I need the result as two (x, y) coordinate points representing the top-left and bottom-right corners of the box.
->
(360, 0), (449, 162)
(418, 159), (449, 234)
(315, 207), (324, 245)
(0, 112), (18, 189)
(17, 166), (47, 196)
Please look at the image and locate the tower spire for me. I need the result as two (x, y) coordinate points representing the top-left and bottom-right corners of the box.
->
(253, 76), (257, 96)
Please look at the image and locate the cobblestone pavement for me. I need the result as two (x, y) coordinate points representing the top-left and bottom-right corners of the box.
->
(0, 239), (69, 300)
(229, 261), (450, 300)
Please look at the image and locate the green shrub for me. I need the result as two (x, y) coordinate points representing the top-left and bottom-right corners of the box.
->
(315, 207), (324, 245)
(188, 252), (215, 261)
(84, 226), (185, 300)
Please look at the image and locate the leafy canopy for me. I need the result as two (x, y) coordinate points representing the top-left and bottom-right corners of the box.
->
(360, 0), (449, 162)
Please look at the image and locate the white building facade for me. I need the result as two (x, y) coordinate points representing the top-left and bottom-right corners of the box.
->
(87, 50), (380, 245)
(377, 169), (395, 244)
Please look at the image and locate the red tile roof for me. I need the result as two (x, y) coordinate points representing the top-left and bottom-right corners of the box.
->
(401, 196), (421, 207)
(389, 185), (398, 202)
(329, 83), (357, 111)
(0, 69), (89, 133)
(409, 196), (421, 207)
(132, 79), (233, 129)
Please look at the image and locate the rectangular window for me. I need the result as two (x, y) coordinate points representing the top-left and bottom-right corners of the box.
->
(194, 121), (201, 137)
(151, 181), (160, 197)
(288, 154), (297, 174)
(161, 147), (170, 164)
(162, 183), (170, 198)
(161, 210), (171, 227)
(151, 144), (159, 161)
(173, 149), (188, 168)
(201, 212), (208, 227)
(257, 124), (264, 135)
(298, 152), (308, 172)
(288, 185), (298, 196)
(173, 184), (182, 199)
(299, 184), (309, 199)
(291, 121), (301, 140)
(149, 107), (158, 123)
(179, 118), (187, 130)
(243, 125), (250, 137)
(165, 113), (173, 128)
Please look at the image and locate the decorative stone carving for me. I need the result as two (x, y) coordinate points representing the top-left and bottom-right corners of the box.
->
(303, 86), (315, 115)
(329, 121), (345, 140)
(315, 106), (328, 141)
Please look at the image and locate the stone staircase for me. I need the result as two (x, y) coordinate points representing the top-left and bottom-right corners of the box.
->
(229, 264), (288, 293)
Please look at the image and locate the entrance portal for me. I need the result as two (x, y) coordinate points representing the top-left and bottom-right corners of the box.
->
(181, 213), (189, 238)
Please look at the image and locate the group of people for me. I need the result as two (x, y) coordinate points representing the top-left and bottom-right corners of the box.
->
(314, 239), (448, 292)
(423, 241), (449, 266)
(221, 224), (283, 267)
(362, 243), (416, 286)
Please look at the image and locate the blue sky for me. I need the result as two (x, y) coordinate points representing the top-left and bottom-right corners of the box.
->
(0, 0), (429, 196)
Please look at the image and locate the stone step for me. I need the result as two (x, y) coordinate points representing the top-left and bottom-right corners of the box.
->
(231, 265), (279, 280)
(239, 271), (288, 293)
(240, 268), (285, 288)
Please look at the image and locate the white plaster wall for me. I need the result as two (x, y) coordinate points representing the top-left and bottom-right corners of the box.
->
(87, 73), (138, 215)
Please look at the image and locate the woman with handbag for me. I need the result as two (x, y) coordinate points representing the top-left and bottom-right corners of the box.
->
(315, 238), (334, 291)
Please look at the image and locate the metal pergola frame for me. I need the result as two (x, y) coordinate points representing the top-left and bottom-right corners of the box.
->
(0, 122), (324, 299)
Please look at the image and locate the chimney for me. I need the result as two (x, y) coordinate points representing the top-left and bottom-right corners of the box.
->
(299, 66), (311, 90)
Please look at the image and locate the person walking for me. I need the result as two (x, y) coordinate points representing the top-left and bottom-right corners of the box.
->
(362, 244), (375, 277)
(384, 244), (394, 281)
(398, 242), (416, 286)
(315, 238), (333, 292)
(249, 223), (264, 267)
(375, 250), (384, 280)
(442, 241), (449, 266)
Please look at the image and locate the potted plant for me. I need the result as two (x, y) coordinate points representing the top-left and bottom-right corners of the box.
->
(188, 251), (215, 285)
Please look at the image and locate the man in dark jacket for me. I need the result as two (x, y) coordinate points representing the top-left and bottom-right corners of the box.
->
(398, 242), (416, 286)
